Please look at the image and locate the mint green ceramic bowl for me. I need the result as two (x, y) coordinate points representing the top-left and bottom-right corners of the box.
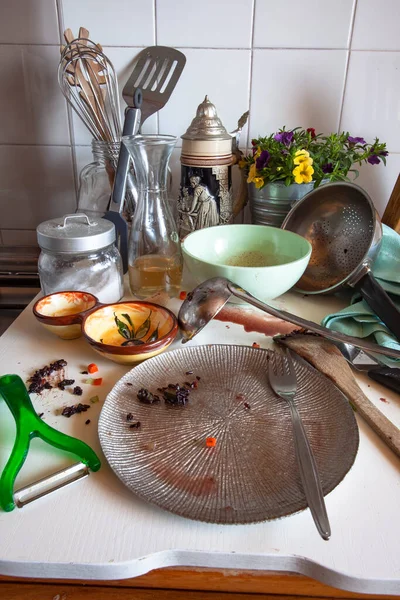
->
(182, 224), (312, 302)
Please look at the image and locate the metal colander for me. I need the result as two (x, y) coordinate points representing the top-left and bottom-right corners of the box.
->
(281, 182), (380, 294)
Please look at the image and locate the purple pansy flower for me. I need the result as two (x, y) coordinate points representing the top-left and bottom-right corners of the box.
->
(348, 136), (366, 145)
(256, 150), (271, 170)
(367, 154), (380, 165)
(274, 131), (294, 147)
(379, 150), (389, 157)
(322, 163), (334, 174)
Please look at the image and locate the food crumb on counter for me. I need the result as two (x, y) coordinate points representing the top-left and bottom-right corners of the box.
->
(126, 412), (134, 421)
(58, 378), (75, 390)
(80, 370), (88, 375)
(129, 421), (141, 429)
(252, 342), (260, 348)
(244, 402), (251, 409)
(85, 419), (91, 425)
(126, 382), (133, 386)
(73, 386), (83, 396)
(380, 397), (389, 404)
(37, 412), (44, 419)
(206, 437), (217, 447)
(27, 359), (68, 394)
(87, 363), (99, 374)
(61, 403), (90, 417)
(90, 395), (99, 404)
(93, 378), (103, 386)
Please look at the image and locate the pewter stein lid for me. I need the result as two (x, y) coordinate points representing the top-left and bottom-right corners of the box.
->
(181, 96), (233, 165)
(181, 96), (232, 142)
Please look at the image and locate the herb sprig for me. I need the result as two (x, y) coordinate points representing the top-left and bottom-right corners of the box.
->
(114, 311), (159, 346)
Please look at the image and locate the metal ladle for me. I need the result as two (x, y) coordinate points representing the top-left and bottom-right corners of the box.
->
(178, 277), (400, 360)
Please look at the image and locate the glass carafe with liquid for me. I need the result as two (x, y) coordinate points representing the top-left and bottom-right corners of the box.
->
(122, 134), (183, 298)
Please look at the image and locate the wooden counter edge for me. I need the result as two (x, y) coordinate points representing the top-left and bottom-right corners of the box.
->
(1, 568), (399, 599)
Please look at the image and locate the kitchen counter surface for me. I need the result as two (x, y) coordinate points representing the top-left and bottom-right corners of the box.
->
(0, 280), (399, 598)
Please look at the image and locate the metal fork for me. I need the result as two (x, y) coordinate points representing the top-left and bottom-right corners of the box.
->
(268, 349), (331, 540)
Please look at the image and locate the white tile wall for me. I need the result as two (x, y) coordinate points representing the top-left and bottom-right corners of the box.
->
(253, 0), (355, 49)
(0, 0), (399, 243)
(250, 50), (348, 139)
(352, 0), (400, 51)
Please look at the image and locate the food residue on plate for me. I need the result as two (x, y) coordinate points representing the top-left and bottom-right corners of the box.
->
(206, 437), (217, 448)
(380, 397), (389, 404)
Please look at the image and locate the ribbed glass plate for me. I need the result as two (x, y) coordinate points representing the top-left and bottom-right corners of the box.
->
(99, 345), (359, 524)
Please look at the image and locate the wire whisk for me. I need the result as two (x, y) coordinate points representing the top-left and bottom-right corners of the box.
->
(58, 30), (121, 143)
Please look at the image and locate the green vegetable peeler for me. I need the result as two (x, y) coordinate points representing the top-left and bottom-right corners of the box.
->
(0, 374), (101, 512)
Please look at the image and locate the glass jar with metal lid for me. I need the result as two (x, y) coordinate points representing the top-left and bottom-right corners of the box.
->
(37, 213), (124, 303)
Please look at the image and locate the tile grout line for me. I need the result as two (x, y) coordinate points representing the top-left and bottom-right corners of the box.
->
(55, 0), (79, 205)
(0, 41), (399, 52)
(245, 0), (257, 150)
(337, 0), (358, 132)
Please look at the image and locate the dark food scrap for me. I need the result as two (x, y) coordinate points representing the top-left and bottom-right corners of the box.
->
(137, 388), (160, 404)
(126, 412), (134, 421)
(73, 386), (83, 396)
(129, 421), (141, 429)
(244, 402), (251, 409)
(164, 386), (190, 406)
(37, 412), (44, 419)
(57, 378), (75, 390)
(80, 370), (88, 375)
(27, 359), (67, 394)
(61, 403), (90, 417)
(85, 419), (91, 425)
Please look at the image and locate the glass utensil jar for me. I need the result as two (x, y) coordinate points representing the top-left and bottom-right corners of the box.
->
(122, 135), (183, 299)
(37, 214), (124, 304)
(77, 140), (138, 220)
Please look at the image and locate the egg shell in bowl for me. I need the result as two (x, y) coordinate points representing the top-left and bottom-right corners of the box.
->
(182, 224), (312, 302)
(82, 301), (179, 365)
(33, 291), (98, 339)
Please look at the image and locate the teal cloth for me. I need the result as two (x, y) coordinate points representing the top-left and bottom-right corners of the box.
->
(321, 225), (400, 366)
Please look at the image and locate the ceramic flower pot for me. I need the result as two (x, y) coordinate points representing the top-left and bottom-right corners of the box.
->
(248, 181), (315, 228)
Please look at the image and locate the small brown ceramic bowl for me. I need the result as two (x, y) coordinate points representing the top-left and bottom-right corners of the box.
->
(81, 301), (179, 365)
(33, 291), (98, 339)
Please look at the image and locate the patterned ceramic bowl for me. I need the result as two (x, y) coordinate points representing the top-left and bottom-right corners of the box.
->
(33, 291), (98, 339)
(81, 301), (179, 365)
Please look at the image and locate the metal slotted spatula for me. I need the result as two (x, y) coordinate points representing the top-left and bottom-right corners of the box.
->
(123, 46), (187, 127)
(104, 46), (186, 271)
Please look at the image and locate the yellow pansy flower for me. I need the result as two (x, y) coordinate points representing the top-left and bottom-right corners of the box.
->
(254, 147), (262, 159)
(247, 163), (257, 183)
(238, 159), (247, 168)
(293, 163), (314, 184)
(254, 177), (264, 189)
(293, 149), (313, 166)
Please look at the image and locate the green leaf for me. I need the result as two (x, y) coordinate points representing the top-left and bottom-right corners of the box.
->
(135, 311), (152, 339)
(114, 313), (132, 340)
(121, 313), (135, 334)
(147, 324), (159, 343)
(121, 339), (145, 346)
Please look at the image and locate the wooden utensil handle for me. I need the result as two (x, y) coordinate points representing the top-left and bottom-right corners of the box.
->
(382, 173), (400, 233)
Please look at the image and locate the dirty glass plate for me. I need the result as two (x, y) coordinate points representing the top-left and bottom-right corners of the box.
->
(98, 345), (359, 524)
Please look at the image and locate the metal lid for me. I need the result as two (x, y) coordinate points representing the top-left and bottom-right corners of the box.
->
(181, 96), (232, 142)
(36, 214), (116, 252)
